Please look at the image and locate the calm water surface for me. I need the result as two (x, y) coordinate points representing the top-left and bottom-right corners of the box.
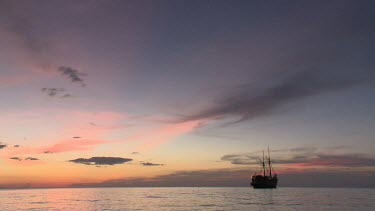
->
(0, 187), (374, 210)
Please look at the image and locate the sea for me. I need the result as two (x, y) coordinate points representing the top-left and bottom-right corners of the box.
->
(0, 187), (374, 210)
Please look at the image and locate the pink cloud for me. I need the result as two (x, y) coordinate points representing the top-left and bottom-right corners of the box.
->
(1, 110), (204, 159)
(0, 74), (33, 88)
(33, 119), (204, 154)
(134, 120), (205, 151)
(39, 139), (115, 153)
(1, 110), (127, 157)
(1, 139), (118, 158)
(38, 118), (204, 153)
(55, 111), (126, 135)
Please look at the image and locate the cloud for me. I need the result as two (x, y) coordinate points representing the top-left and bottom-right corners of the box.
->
(72, 168), (252, 187)
(69, 156), (132, 166)
(71, 167), (375, 188)
(277, 171), (375, 188)
(13, 145), (20, 147)
(0, 75), (32, 88)
(25, 117), (202, 154)
(10, 157), (22, 161)
(220, 154), (259, 165)
(272, 146), (318, 153)
(288, 154), (375, 167)
(2, 110), (127, 156)
(0, 143), (7, 149)
(6, 156), (41, 165)
(73, 136), (81, 139)
(40, 139), (113, 154)
(41, 88), (65, 97)
(61, 94), (72, 98)
(177, 69), (374, 124)
(0, 2), (47, 52)
(134, 120), (204, 151)
(25, 157), (39, 161)
(221, 148), (375, 168)
(132, 152), (139, 154)
(57, 66), (86, 86)
(0, 1), (52, 70)
(140, 162), (164, 166)
(41, 88), (74, 98)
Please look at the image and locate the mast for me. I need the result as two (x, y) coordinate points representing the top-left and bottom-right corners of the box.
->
(268, 147), (272, 177)
(262, 150), (266, 177)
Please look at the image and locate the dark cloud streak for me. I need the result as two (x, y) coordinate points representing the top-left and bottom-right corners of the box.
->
(71, 168), (375, 188)
(41, 87), (74, 98)
(140, 162), (164, 166)
(178, 68), (374, 124)
(41, 88), (65, 97)
(25, 157), (39, 161)
(61, 94), (72, 98)
(10, 157), (22, 161)
(57, 66), (86, 86)
(0, 143), (7, 149)
(69, 157), (132, 166)
(0, 0), (52, 69)
(72, 168), (251, 187)
(221, 150), (375, 167)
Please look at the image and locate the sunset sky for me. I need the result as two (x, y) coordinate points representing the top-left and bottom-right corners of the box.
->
(1, 0), (375, 188)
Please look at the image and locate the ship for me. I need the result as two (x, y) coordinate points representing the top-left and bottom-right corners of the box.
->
(251, 147), (278, 189)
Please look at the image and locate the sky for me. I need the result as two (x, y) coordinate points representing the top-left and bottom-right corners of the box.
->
(0, 0), (375, 188)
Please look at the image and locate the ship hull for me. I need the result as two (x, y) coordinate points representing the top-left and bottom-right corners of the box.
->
(251, 182), (277, 189)
(251, 176), (278, 189)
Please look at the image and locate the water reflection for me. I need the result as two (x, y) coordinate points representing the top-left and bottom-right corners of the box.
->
(0, 187), (374, 210)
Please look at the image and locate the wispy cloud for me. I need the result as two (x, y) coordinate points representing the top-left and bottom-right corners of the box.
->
(9, 157), (22, 161)
(5, 156), (42, 166)
(0, 143), (7, 149)
(177, 69), (374, 124)
(61, 94), (72, 98)
(69, 157), (132, 166)
(72, 167), (375, 188)
(9, 156), (39, 161)
(1, 137), (109, 160)
(287, 154), (375, 167)
(0, 1), (52, 71)
(140, 162), (164, 166)
(134, 120), (204, 151)
(1, 110), (127, 157)
(25, 157), (39, 161)
(221, 147), (375, 168)
(41, 88), (66, 97)
(57, 66), (86, 86)
(0, 74), (32, 88)
(272, 146), (318, 153)
(72, 168), (254, 187)
(40, 139), (113, 154)
(220, 154), (259, 165)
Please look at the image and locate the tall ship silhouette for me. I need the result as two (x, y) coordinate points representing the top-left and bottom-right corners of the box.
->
(251, 147), (278, 188)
